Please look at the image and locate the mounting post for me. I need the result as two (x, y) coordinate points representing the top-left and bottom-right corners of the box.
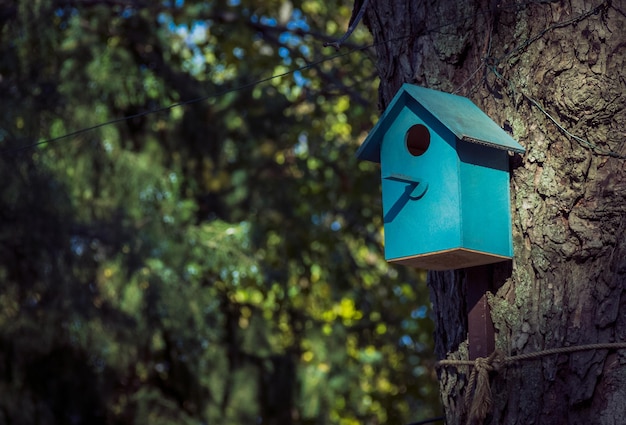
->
(466, 264), (495, 360)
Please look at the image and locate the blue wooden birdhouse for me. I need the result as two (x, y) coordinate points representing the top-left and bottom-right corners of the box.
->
(357, 84), (525, 270)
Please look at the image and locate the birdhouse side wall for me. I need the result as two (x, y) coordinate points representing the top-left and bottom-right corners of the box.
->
(457, 140), (514, 259)
(380, 106), (462, 262)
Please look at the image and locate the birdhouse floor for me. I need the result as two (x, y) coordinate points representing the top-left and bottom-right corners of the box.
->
(389, 248), (510, 271)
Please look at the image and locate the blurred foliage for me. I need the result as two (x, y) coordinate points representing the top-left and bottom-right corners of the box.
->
(0, 0), (440, 424)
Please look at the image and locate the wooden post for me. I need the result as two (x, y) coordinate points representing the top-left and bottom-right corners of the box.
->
(466, 264), (495, 360)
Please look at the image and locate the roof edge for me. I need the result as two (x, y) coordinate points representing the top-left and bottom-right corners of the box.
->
(355, 85), (413, 163)
(356, 83), (526, 161)
(461, 136), (526, 154)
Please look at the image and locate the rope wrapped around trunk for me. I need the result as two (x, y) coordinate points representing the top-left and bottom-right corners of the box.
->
(437, 342), (626, 425)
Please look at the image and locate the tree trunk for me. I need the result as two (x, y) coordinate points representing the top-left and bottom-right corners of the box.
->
(364, 0), (626, 423)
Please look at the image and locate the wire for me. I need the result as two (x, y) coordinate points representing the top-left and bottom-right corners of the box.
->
(488, 66), (626, 159)
(0, 47), (363, 155)
(494, 1), (607, 65)
(406, 416), (445, 425)
(1, 10), (480, 155)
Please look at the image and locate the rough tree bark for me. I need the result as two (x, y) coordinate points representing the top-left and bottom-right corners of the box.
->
(362, 0), (626, 423)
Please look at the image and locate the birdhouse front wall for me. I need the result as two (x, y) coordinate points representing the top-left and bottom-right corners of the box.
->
(379, 106), (463, 262)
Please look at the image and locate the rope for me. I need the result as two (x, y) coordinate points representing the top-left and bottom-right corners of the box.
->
(462, 350), (504, 425)
(437, 342), (626, 425)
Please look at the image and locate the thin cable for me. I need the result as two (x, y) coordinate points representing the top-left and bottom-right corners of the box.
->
(494, 1), (607, 64)
(488, 66), (626, 159)
(0, 47), (362, 155)
(1, 8), (483, 155)
(452, 62), (485, 95)
(406, 415), (445, 425)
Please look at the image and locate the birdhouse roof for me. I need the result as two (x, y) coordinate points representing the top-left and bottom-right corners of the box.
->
(356, 84), (526, 162)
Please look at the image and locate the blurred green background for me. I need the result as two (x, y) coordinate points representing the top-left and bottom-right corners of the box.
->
(0, 1), (439, 424)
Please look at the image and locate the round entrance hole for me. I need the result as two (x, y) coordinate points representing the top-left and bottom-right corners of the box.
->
(405, 124), (430, 156)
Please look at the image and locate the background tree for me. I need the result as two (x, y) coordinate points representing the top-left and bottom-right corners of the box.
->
(0, 1), (443, 425)
(362, 0), (626, 423)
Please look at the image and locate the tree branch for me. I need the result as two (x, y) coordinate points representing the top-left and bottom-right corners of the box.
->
(324, 0), (370, 50)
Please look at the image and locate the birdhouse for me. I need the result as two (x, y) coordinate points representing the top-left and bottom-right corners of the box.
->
(356, 84), (525, 270)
